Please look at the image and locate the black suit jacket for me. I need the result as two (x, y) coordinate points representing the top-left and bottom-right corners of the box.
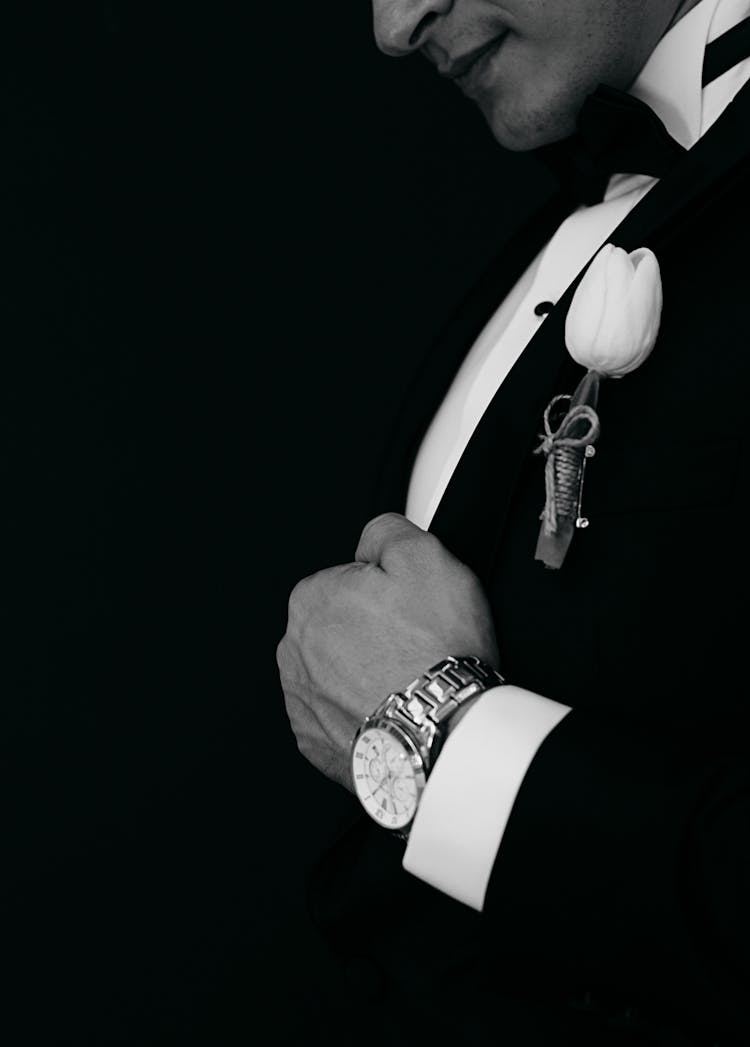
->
(308, 76), (750, 1046)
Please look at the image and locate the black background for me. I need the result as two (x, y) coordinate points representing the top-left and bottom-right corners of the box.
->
(2, 4), (553, 1043)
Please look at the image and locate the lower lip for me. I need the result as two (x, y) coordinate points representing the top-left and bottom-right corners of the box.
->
(455, 34), (508, 94)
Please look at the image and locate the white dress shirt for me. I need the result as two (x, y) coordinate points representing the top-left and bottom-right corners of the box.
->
(403, 0), (750, 912)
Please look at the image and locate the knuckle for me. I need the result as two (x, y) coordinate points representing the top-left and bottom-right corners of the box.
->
(287, 575), (311, 615)
(276, 636), (292, 675)
(288, 578), (305, 605)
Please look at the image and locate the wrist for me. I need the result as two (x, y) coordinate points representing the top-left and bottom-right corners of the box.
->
(351, 655), (505, 836)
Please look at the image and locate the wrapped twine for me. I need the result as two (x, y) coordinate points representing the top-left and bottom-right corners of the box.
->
(535, 394), (601, 536)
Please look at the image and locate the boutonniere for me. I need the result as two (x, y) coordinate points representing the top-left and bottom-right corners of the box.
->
(535, 243), (663, 569)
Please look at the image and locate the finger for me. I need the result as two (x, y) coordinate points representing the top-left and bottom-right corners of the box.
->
(355, 512), (427, 566)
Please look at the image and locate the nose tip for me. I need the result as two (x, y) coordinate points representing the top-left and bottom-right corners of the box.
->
(372, 1), (451, 57)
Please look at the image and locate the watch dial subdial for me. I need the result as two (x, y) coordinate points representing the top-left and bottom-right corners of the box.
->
(385, 745), (411, 778)
(368, 755), (387, 785)
(392, 775), (417, 806)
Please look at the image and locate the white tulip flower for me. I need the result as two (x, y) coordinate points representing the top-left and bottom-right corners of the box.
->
(565, 243), (663, 378)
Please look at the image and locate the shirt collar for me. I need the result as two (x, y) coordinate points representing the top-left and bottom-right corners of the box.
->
(628, 0), (724, 150)
(601, 0), (750, 203)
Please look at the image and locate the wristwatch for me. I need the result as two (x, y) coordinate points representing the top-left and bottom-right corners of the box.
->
(350, 655), (505, 837)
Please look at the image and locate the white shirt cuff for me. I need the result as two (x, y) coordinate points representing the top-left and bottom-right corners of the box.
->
(402, 685), (571, 911)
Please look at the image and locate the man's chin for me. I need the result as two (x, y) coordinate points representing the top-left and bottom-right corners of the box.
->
(478, 96), (578, 152)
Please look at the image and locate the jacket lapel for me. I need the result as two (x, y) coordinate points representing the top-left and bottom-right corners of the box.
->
(372, 192), (573, 517)
(428, 77), (750, 580)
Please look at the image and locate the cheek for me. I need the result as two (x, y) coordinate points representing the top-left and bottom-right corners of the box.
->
(477, 10), (647, 150)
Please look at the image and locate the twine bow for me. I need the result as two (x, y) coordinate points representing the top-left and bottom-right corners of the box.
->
(535, 394), (601, 536)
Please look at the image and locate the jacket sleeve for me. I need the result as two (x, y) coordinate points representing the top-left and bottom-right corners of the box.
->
(480, 706), (749, 1031)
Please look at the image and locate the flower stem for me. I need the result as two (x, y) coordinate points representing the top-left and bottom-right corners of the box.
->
(570, 369), (601, 410)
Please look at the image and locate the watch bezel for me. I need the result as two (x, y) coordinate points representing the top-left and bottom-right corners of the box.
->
(351, 717), (427, 832)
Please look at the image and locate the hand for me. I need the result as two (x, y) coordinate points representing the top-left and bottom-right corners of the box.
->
(277, 512), (500, 791)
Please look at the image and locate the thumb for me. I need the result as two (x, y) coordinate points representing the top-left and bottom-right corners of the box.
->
(354, 512), (429, 567)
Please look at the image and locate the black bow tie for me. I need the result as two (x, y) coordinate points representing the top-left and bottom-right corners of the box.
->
(538, 15), (750, 206)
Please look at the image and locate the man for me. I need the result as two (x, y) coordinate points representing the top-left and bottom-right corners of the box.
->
(278, 0), (750, 1042)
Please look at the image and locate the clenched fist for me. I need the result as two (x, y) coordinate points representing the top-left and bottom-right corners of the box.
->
(277, 512), (500, 791)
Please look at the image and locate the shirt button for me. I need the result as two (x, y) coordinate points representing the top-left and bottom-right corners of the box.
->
(534, 300), (555, 317)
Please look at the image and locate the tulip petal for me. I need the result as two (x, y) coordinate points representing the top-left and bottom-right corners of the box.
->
(565, 244), (610, 368)
(618, 249), (662, 376)
(564, 242), (663, 378)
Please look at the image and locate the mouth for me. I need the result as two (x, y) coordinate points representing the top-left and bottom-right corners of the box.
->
(439, 33), (509, 86)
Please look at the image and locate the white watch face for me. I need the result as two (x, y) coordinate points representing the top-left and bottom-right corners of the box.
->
(351, 725), (425, 830)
